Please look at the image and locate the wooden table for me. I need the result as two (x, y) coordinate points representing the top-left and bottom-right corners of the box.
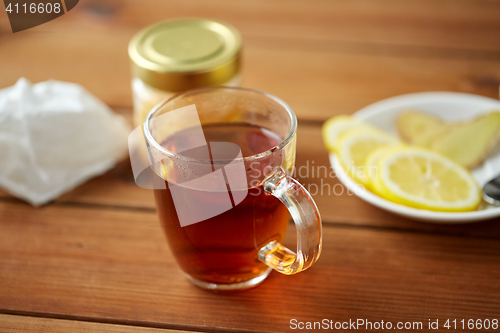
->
(1, 1), (500, 332)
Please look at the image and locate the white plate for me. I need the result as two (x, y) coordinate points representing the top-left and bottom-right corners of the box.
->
(329, 92), (500, 223)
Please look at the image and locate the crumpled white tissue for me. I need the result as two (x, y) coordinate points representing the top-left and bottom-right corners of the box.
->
(0, 78), (131, 206)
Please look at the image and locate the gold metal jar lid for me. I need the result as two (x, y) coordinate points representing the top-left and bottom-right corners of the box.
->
(129, 18), (241, 92)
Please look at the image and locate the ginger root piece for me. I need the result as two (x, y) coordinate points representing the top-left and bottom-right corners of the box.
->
(430, 111), (500, 169)
(397, 109), (446, 147)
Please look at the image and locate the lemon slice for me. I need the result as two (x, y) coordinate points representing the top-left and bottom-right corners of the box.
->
(336, 128), (401, 185)
(322, 115), (374, 152)
(365, 146), (401, 194)
(377, 147), (481, 212)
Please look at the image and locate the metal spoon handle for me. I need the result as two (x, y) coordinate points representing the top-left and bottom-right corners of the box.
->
(483, 174), (500, 206)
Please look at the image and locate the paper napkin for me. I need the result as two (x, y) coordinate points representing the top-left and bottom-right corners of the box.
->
(0, 78), (131, 206)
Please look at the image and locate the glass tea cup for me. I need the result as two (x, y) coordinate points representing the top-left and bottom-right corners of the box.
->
(144, 87), (322, 290)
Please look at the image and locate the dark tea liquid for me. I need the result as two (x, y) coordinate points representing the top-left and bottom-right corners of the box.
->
(154, 123), (290, 285)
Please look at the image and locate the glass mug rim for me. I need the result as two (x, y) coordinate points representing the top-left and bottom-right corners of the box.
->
(143, 86), (298, 163)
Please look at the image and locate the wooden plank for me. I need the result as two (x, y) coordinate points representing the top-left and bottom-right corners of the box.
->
(1, 122), (499, 238)
(1, 4), (500, 120)
(1, 35), (498, 121)
(2, 0), (500, 52)
(92, 0), (500, 52)
(246, 48), (500, 121)
(0, 314), (187, 333)
(0, 202), (499, 332)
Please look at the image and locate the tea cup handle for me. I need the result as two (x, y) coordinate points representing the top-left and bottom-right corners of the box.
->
(259, 169), (322, 275)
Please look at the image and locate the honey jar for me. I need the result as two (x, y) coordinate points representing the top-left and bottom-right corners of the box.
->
(128, 18), (242, 127)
